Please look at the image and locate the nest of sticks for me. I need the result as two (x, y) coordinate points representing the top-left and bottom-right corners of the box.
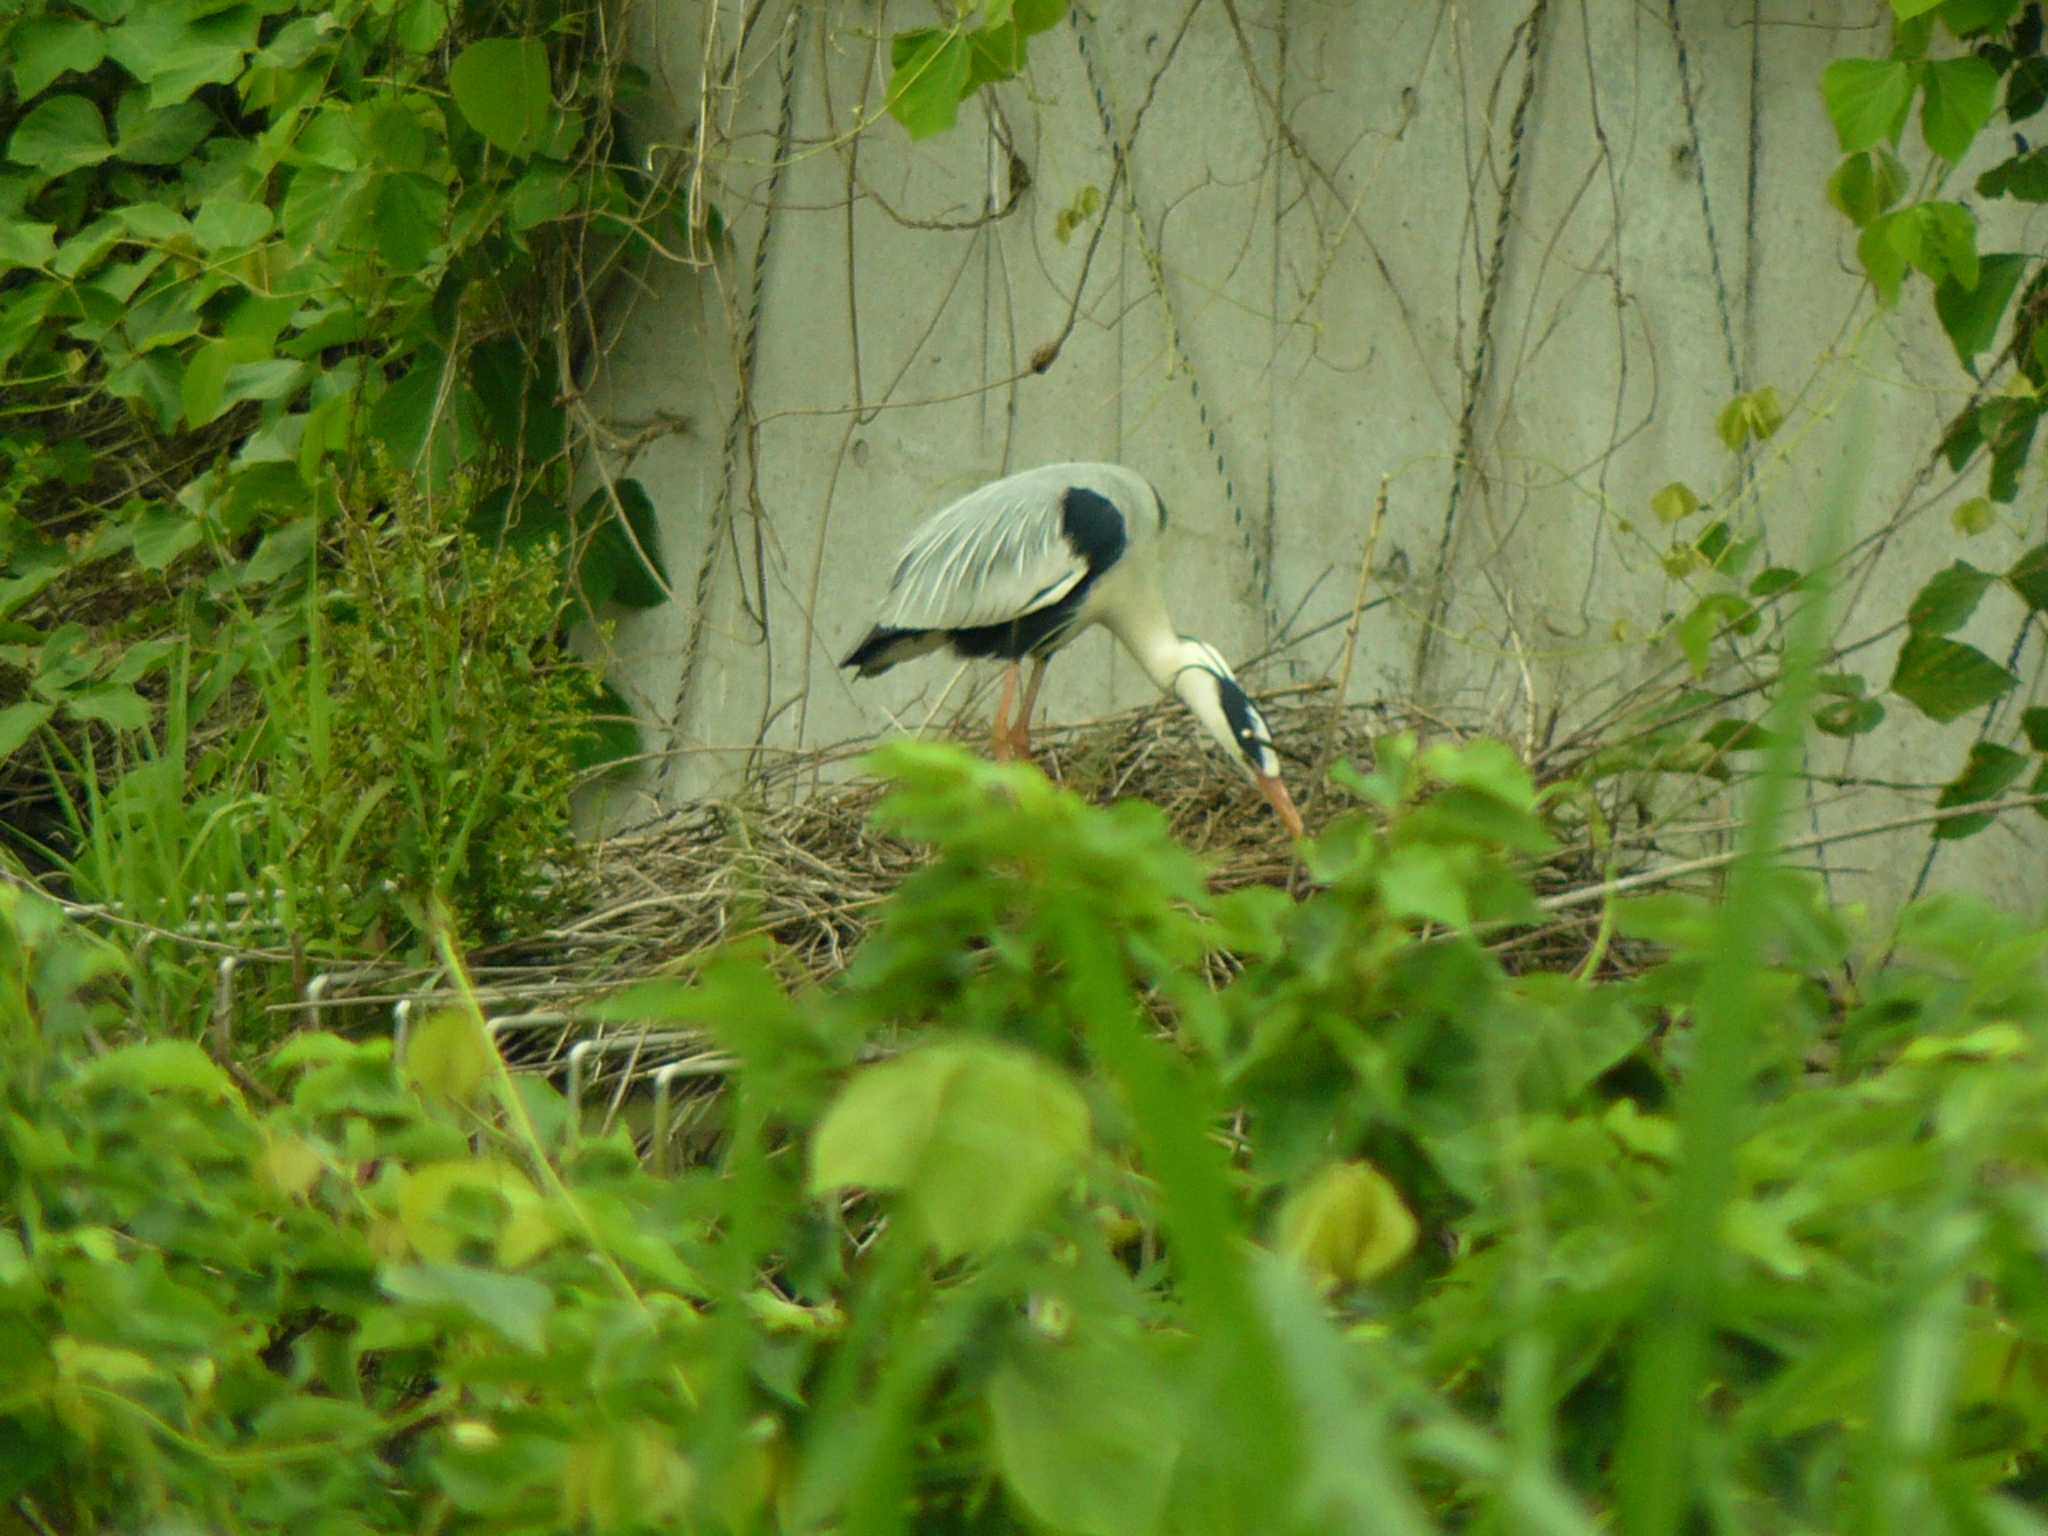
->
(325, 682), (1656, 1140)
(515, 682), (1615, 992)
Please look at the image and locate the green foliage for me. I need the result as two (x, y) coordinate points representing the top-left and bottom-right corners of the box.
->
(886, 0), (1068, 139)
(0, 0), (678, 958)
(9, 743), (2048, 1532)
(1877, 545), (2048, 739)
(255, 467), (598, 946)
(1824, 2), (2048, 505)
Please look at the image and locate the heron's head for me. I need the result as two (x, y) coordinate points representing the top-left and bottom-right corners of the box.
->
(1170, 641), (1304, 838)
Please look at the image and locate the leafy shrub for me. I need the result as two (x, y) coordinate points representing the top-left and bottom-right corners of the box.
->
(0, 0), (669, 932)
(257, 467), (599, 946)
(7, 742), (2048, 1533)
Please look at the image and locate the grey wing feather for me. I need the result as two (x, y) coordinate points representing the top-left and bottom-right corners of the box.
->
(876, 478), (1091, 631)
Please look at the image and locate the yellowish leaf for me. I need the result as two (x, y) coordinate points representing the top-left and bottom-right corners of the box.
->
(1650, 481), (1701, 525)
(1951, 495), (1995, 536)
(1274, 1161), (1417, 1291)
(403, 1006), (494, 1106)
(259, 1134), (325, 1200)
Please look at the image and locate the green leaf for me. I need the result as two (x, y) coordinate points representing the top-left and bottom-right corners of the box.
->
(1714, 385), (1785, 450)
(372, 172), (448, 270)
(363, 97), (431, 172)
(370, 350), (484, 484)
(1674, 593), (1753, 678)
(0, 222), (57, 268)
(448, 37), (551, 156)
(395, 0), (451, 53)
(569, 678), (640, 773)
(1858, 211), (1910, 304)
(0, 537), (67, 619)
(1750, 566), (1804, 596)
(190, 199), (273, 252)
(1908, 559), (1996, 633)
(1921, 55), (2000, 160)
(1273, 1161), (1418, 1290)
(1013, 0), (1066, 34)
(1943, 395), (2045, 501)
(1828, 147), (1910, 225)
(2007, 540), (2048, 609)
(1891, 199), (1981, 289)
(64, 684), (151, 730)
(1650, 481), (1700, 524)
(12, 16), (106, 101)
(2009, 56), (2048, 122)
(1890, 632), (2018, 722)
(990, 1333), (1180, 1536)
(124, 277), (202, 352)
(289, 107), (365, 173)
(1812, 696), (1886, 737)
(1940, 0), (2021, 34)
(510, 162), (574, 229)
(1699, 717), (1784, 754)
(2021, 705), (2048, 751)
(1933, 741), (2029, 838)
(1976, 147), (2048, 199)
(579, 480), (667, 611)
(236, 517), (315, 587)
(7, 94), (114, 176)
(1822, 57), (1916, 152)
(182, 336), (261, 427)
(0, 701), (55, 759)
(113, 93), (214, 166)
(1376, 844), (1469, 928)
(1984, 399), (2041, 501)
(1889, 0), (1946, 18)
(112, 201), (192, 244)
(1054, 183), (1103, 242)
(381, 1262), (552, 1352)
(1935, 251), (2026, 369)
(0, 284), (59, 373)
(81, 1038), (237, 1098)
(1418, 736), (1542, 812)
(967, 21), (1026, 87)
(1952, 494), (1996, 535)
(101, 5), (256, 108)
(403, 1008), (493, 1106)
(888, 29), (974, 139)
(808, 1040), (1091, 1258)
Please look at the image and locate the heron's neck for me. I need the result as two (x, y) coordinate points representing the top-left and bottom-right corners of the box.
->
(1105, 588), (1205, 697)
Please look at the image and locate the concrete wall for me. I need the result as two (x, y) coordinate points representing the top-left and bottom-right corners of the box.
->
(583, 0), (2048, 918)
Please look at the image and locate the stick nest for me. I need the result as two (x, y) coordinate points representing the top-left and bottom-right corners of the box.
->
(511, 684), (1596, 991)
(310, 685), (1637, 1121)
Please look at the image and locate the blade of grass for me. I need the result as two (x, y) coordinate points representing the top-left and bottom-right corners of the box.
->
(1614, 412), (1859, 1536)
(1047, 902), (1304, 1531)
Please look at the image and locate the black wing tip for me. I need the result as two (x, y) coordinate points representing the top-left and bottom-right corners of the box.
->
(843, 626), (926, 676)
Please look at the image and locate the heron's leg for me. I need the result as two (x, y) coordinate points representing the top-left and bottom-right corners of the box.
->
(991, 662), (1020, 760)
(1009, 655), (1050, 757)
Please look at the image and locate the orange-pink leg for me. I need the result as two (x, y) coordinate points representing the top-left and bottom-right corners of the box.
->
(1006, 656), (1049, 758)
(991, 662), (1021, 760)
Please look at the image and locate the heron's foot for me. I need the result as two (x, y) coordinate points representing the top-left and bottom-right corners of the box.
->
(992, 725), (1034, 762)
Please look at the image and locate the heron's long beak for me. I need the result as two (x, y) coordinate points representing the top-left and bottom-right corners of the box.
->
(1256, 773), (1304, 839)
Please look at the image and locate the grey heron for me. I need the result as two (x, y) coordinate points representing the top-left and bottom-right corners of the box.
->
(842, 462), (1304, 838)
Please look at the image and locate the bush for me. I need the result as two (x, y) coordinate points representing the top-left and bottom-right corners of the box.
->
(6, 741), (2048, 1534)
(258, 467), (598, 946)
